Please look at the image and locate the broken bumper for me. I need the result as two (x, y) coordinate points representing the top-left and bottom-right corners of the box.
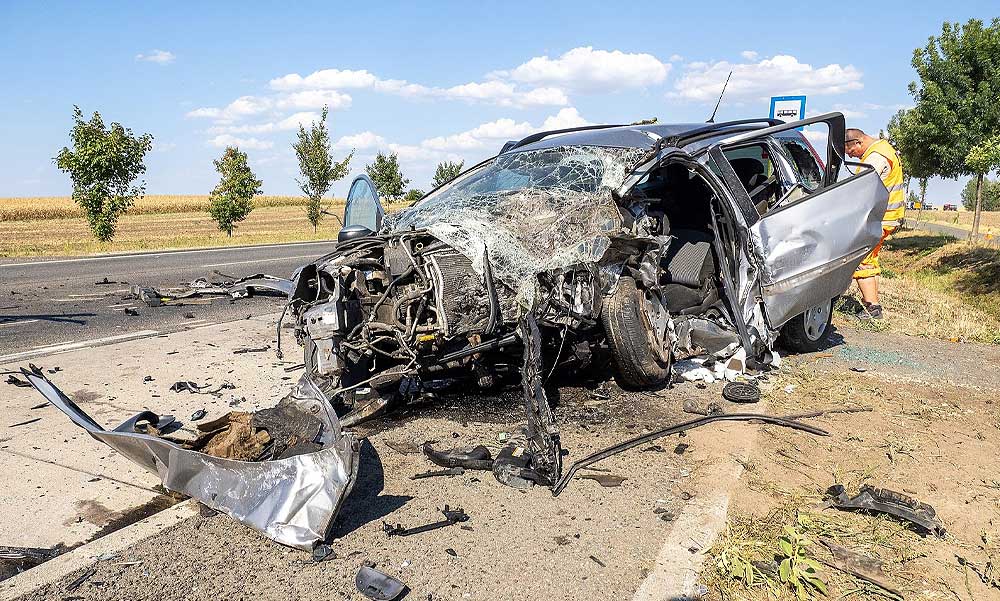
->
(23, 370), (359, 551)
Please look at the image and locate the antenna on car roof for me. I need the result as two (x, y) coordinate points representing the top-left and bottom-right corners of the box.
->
(706, 71), (733, 124)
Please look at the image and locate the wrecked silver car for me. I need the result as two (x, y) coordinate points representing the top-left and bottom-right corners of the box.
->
(287, 112), (888, 487)
(23, 113), (887, 552)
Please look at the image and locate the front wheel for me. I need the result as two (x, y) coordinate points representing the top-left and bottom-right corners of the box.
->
(600, 276), (673, 390)
(780, 298), (834, 353)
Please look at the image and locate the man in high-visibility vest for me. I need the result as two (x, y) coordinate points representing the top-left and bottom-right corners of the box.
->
(845, 128), (905, 320)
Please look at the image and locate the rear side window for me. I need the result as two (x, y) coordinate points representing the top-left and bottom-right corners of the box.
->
(778, 138), (823, 191)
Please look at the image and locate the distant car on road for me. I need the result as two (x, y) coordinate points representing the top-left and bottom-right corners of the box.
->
(943, 203), (958, 211)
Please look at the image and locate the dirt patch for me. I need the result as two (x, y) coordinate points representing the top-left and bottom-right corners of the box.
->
(703, 335), (1000, 600)
(66, 500), (119, 528)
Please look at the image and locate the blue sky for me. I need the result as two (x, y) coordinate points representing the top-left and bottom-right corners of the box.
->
(1, 1), (995, 203)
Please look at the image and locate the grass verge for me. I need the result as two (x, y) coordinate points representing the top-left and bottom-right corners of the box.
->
(837, 230), (1000, 344)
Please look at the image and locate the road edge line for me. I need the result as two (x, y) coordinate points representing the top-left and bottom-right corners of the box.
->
(631, 408), (765, 601)
(0, 500), (199, 601)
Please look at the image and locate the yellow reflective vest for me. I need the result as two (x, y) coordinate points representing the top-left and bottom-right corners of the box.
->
(862, 139), (905, 224)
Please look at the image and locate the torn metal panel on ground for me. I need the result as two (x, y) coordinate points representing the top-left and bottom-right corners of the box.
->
(22, 368), (359, 551)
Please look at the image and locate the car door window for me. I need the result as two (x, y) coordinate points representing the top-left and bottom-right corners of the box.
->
(343, 176), (382, 231)
(776, 137), (823, 191)
(722, 143), (783, 216)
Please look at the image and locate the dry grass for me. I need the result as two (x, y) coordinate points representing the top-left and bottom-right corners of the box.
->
(838, 230), (1000, 345)
(0, 195), (409, 257)
(912, 209), (1000, 233)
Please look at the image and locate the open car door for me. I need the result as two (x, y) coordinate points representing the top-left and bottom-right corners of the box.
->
(343, 174), (384, 231)
(706, 113), (888, 328)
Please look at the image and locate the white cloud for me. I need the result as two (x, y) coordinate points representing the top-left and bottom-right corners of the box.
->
(135, 49), (175, 65)
(506, 47), (669, 91)
(419, 107), (591, 153)
(539, 107), (591, 130)
(208, 134), (273, 150)
(275, 90), (352, 111)
(333, 131), (387, 150)
(269, 69), (378, 91)
(669, 54), (684, 62)
(207, 111), (320, 135)
(436, 81), (568, 107)
(187, 95), (274, 121)
(740, 50), (759, 61)
(672, 54), (863, 103)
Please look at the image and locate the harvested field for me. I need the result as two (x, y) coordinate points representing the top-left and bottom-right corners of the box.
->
(0, 196), (408, 257)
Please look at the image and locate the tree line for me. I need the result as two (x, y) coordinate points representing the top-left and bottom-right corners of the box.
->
(54, 107), (467, 241)
(888, 18), (1000, 233)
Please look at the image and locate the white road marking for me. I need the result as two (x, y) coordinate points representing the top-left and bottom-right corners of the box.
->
(632, 417), (765, 601)
(202, 254), (317, 268)
(0, 319), (39, 328)
(0, 241), (333, 269)
(0, 330), (160, 364)
(67, 293), (110, 298)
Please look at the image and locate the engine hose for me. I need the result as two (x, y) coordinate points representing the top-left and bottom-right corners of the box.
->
(369, 266), (415, 321)
(551, 412), (829, 496)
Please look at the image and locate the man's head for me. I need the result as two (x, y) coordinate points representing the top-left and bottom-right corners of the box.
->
(844, 128), (875, 158)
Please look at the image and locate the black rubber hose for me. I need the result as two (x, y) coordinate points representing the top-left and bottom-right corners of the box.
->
(551, 412), (829, 496)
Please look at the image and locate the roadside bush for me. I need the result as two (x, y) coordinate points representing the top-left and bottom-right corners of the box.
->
(209, 147), (262, 236)
(54, 106), (153, 242)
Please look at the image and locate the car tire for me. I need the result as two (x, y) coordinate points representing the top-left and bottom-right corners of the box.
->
(780, 298), (834, 353)
(600, 276), (672, 390)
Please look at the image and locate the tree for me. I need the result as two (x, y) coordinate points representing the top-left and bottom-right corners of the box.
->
(366, 152), (409, 201)
(432, 160), (464, 188)
(960, 177), (1000, 212)
(888, 19), (1000, 237)
(965, 136), (1000, 233)
(54, 106), (153, 242)
(403, 189), (424, 203)
(292, 106), (353, 232)
(209, 147), (261, 236)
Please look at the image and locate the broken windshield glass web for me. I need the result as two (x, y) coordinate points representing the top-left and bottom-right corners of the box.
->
(384, 145), (648, 300)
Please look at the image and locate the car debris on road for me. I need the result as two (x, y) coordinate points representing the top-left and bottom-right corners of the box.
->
(356, 565), (407, 600)
(21, 366), (358, 551)
(127, 272), (293, 308)
(383, 505), (470, 538)
(824, 484), (946, 537)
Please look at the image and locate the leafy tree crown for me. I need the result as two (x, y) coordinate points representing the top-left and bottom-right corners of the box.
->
(54, 106), (153, 242)
(365, 152), (409, 201)
(209, 147), (261, 236)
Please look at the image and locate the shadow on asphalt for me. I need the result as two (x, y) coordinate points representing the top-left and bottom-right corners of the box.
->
(330, 439), (412, 539)
(0, 312), (96, 326)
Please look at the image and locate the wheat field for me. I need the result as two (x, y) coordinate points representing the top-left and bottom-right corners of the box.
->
(0, 195), (417, 257)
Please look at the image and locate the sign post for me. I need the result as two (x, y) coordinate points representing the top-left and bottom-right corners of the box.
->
(769, 95), (807, 123)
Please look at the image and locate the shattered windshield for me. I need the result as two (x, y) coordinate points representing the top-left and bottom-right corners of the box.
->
(385, 145), (648, 294)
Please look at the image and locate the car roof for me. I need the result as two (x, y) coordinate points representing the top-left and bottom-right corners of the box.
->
(511, 121), (781, 154)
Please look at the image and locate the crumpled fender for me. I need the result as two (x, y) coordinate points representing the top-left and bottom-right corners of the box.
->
(23, 369), (359, 551)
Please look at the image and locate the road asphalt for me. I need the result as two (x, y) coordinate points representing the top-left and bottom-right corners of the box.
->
(0, 241), (337, 361)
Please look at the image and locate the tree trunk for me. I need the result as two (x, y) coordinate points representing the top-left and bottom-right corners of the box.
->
(972, 172), (984, 241)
